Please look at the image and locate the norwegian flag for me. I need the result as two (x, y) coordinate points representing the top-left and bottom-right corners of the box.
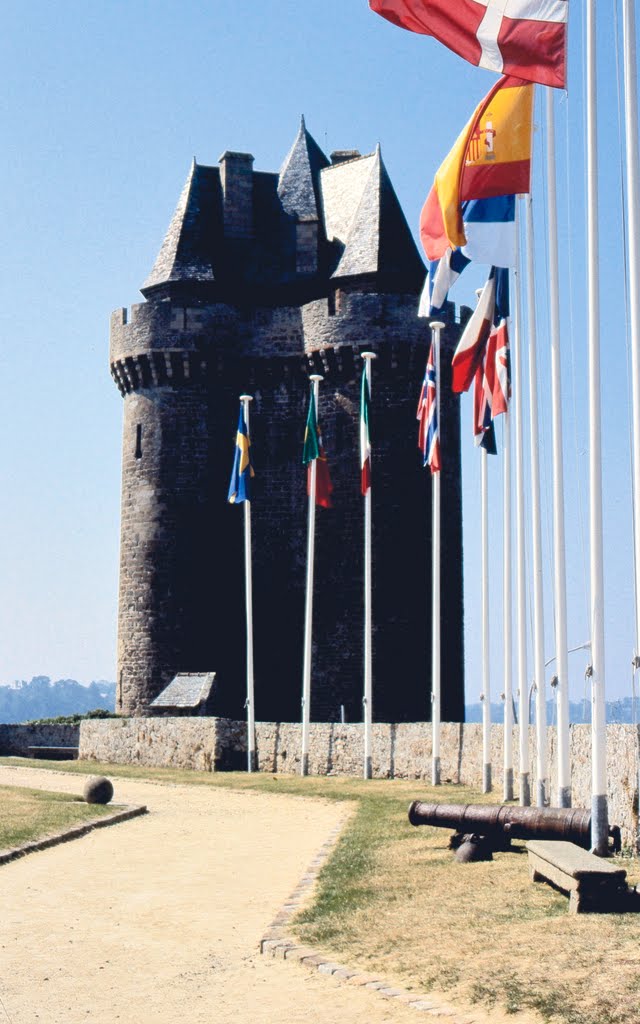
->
(417, 342), (441, 473)
(369, 0), (567, 89)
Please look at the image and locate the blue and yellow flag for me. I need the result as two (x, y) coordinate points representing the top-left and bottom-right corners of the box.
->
(227, 405), (254, 503)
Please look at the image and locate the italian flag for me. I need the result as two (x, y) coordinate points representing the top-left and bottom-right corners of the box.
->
(360, 368), (371, 496)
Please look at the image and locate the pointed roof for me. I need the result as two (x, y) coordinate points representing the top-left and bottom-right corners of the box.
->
(322, 146), (424, 282)
(142, 161), (218, 293)
(277, 115), (329, 221)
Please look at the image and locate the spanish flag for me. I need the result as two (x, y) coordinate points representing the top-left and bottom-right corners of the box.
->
(227, 405), (254, 504)
(420, 75), (534, 260)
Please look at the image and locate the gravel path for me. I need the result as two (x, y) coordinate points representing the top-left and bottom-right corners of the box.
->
(0, 766), (430, 1024)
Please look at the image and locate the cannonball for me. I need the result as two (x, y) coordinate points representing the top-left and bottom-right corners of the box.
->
(83, 776), (114, 805)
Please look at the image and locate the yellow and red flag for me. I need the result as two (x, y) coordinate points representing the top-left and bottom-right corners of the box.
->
(420, 75), (534, 260)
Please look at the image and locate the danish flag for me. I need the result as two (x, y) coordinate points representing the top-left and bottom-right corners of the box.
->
(369, 0), (568, 89)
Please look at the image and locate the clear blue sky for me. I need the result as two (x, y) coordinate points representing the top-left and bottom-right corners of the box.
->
(0, 2), (636, 708)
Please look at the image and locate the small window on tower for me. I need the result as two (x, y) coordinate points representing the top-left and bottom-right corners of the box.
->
(135, 424), (143, 459)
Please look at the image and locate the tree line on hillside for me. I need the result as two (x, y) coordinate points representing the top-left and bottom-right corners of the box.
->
(0, 677), (116, 724)
(1, 677), (636, 725)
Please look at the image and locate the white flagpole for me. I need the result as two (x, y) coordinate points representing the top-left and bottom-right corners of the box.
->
(240, 394), (256, 773)
(503, 404), (514, 801)
(526, 194), (548, 807)
(546, 88), (571, 807)
(481, 443), (492, 794)
(622, 0), (640, 851)
(587, 0), (608, 854)
(301, 374), (323, 777)
(430, 321), (445, 786)
(514, 197), (531, 806)
(362, 352), (377, 780)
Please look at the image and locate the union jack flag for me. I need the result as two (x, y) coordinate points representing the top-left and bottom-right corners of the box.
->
(417, 342), (441, 473)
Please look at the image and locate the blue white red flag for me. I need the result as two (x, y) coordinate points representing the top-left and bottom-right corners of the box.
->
(417, 342), (440, 473)
(461, 195), (517, 269)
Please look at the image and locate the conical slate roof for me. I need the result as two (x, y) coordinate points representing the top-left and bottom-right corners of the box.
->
(142, 160), (219, 293)
(322, 145), (424, 282)
(140, 123), (424, 297)
(277, 115), (329, 220)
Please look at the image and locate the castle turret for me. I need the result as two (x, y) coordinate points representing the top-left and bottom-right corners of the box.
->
(110, 121), (464, 723)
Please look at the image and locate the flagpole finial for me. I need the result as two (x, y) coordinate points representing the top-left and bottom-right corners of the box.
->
(429, 321), (445, 331)
(361, 351), (377, 361)
(309, 374), (324, 383)
(239, 394), (253, 402)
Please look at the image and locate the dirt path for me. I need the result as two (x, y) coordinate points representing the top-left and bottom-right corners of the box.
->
(0, 766), (435, 1024)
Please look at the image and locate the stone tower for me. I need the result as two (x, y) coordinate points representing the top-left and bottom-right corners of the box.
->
(110, 118), (465, 723)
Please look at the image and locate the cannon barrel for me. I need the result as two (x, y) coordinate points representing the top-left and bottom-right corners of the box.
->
(408, 802), (593, 848)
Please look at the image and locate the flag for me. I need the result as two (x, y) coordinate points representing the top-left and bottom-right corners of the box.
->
(419, 75), (533, 259)
(302, 388), (320, 464)
(303, 387), (334, 508)
(417, 342), (440, 472)
(312, 431), (334, 508)
(369, 0), (567, 89)
(473, 365), (498, 454)
(461, 194), (516, 268)
(360, 368), (372, 495)
(227, 404), (254, 503)
(451, 269), (498, 394)
(451, 265), (511, 405)
(419, 248), (471, 317)
(483, 267), (511, 417)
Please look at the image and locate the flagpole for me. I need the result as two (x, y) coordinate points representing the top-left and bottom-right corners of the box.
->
(622, 0), (640, 773)
(503, 405), (514, 801)
(301, 374), (323, 777)
(514, 197), (530, 806)
(525, 194), (548, 807)
(430, 321), (445, 786)
(362, 352), (377, 780)
(587, 0), (608, 855)
(240, 394), (256, 773)
(481, 442), (492, 794)
(546, 88), (571, 808)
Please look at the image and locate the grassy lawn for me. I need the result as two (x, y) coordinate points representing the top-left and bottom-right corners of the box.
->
(0, 783), (114, 850)
(2, 757), (639, 1024)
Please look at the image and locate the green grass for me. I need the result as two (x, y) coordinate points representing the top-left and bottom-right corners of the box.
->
(0, 783), (113, 849)
(2, 757), (640, 1024)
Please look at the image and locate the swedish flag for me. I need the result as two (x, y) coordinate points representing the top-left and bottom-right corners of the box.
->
(228, 405), (254, 503)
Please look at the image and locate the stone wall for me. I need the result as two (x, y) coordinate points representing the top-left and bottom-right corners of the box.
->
(79, 717), (246, 772)
(0, 723), (80, 755)
(73, 717), (640, 848)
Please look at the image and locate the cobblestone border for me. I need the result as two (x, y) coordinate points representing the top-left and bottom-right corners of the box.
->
(259, 808), (480, 1022)
(0, 804), (148, 866)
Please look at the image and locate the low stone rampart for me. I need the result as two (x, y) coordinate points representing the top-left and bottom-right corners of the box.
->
(3, 718), (638, 848)
(0, 723), (80, 755)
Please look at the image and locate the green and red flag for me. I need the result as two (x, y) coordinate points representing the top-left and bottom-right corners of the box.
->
(302, 388), (333, 508)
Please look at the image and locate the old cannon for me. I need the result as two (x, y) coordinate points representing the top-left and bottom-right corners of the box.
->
(408, 801), (622, 862)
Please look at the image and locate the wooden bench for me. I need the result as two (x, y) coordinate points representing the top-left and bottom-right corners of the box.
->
(527, 840), (628, 914)
(27, 746), (79, 761)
